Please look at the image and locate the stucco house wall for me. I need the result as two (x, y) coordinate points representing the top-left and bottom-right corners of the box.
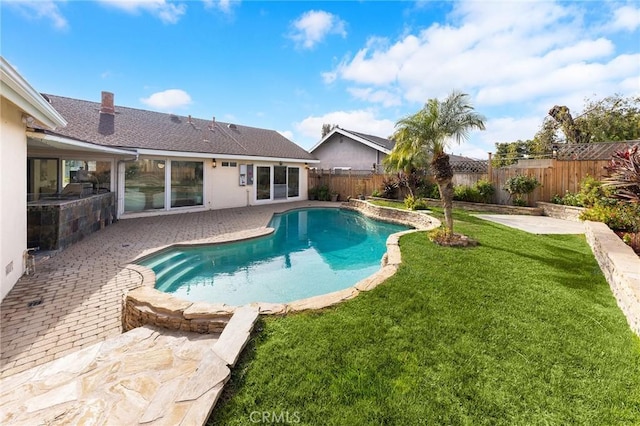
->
(1, 57), (66, 301)
(1, 97), (28, 300)
(312, 133), (383, 171)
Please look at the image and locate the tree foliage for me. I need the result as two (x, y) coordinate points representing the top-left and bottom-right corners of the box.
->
(321, 123), (337, 138)
(493, 94), (640, 167)
(386, 91), (485, 237)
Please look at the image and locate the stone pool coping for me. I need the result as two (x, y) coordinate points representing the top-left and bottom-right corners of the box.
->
(122, 201), (441, 331)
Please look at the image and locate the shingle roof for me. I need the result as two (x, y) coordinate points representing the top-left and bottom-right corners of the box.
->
(40, 94), (316, 160)
(343, 129), (395, 151)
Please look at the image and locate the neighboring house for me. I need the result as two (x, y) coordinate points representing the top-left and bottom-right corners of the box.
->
(309, 127), (394, 172)
(309, 127), (483, 174)
(1, 57), (67, 300)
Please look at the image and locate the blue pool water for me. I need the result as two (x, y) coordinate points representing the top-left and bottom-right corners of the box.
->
(137, 208), (409, 305)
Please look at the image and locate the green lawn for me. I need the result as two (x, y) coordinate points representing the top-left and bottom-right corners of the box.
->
(209, 210), (640, 425)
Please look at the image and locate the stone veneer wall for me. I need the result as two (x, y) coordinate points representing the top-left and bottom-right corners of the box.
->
(27, 192), (116, 250)
(123, 285), (235, 334)
(345, 199), (441, 229)
(584, 221), (640, 336)
(537, 201), (585, 221)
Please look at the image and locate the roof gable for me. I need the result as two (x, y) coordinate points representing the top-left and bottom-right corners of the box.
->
(40, 94), (316, 161)
(309, 127), (394, 154)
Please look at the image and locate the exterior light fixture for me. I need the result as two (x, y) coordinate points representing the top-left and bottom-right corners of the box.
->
(212, 159), (217, 168)
(304, 162), (309, 169)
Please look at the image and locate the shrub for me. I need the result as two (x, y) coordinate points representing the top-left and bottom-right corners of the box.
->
(382, 177), (398, 199)
(452, 180), (495, 203)
(316, 185), (330, 201)
(371, 189), (381, 198)
(404, 195), (429, 211)
(604, 145), (640, 203)
(404, 194), (416, 209)
(503, 175), (540, 206)
(549, 176), (616, 208)
(416, 181), (439, 199)
(580, 202), (640, 232)
(475, 179), (495, 203)
(453, 185), (482, 202)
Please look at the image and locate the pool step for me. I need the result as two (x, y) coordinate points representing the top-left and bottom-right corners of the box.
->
(141, 250), (186, 270)
(156, 258), (209, 292)
(155, 256), (198, 282)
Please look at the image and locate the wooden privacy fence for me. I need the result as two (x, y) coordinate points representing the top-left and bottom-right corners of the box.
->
(309, 158), (616, 205)
(308, 170), (386, 199)
(489, 159), (610, 205)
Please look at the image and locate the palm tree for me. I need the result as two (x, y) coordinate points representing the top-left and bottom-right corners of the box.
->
(388, 91), (486, 237)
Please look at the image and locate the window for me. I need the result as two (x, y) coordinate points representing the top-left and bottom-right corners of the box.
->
(27, 158), (58, 201)
(171, 161), (203, 207)
(221, 161), (237, 167)
(63, 160), (111, 192)
(256, 166), (270, 200)
(124, 159), (165, 212)
(288, 167), (299, 197)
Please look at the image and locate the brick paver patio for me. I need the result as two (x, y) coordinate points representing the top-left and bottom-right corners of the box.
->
(0, 201), (335, 379)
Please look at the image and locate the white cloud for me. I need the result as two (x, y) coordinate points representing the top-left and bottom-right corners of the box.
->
(98, 0), (186, 24)
(7, 0), (68, 30)
(140, 89), (192, 110)
(289, 10), (347, 49)
(203, 0), (239, 14)
(294, 110), (395, 148)
(610, 5), (640, 32)
(326, 1), (639, 112)
(347, 87), (402, 107)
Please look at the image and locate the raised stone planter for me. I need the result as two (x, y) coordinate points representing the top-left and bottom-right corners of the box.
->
(584, 221), (640, 336)
(537, 201), (585, 222)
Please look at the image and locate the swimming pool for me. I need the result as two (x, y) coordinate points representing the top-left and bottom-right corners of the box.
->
(137, 208), (410, 305)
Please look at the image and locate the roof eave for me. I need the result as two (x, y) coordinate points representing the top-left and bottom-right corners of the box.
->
(135, 148), (319, 163)
(27, 131), (138, 156)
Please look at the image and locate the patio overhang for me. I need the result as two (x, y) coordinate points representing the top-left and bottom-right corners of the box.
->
(27, 131), (138, 158)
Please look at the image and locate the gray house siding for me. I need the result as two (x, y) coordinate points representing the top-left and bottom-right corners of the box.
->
(313, 134), (383, 171)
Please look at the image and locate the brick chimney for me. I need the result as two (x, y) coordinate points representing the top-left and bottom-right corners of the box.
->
(100, 91), (115, 115)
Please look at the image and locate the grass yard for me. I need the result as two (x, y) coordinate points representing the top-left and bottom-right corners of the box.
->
(209, 209), (640, 425)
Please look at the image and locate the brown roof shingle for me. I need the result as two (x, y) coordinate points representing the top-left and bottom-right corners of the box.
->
(41, 94), (316, 160)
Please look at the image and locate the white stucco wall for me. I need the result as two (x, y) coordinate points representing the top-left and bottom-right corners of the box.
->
(211, 161), (307, 209)
(120, 157), (309, 217)
(1, 97), (28, 300)
(312, 134), (385, 171)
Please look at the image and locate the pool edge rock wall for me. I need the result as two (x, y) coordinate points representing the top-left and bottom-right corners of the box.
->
(123, 286), (234, 334)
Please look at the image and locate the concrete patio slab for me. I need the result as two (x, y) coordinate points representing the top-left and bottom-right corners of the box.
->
(474, 214), (586, 234)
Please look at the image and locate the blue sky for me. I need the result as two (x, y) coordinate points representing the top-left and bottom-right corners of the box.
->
(2, 1), (639, 158)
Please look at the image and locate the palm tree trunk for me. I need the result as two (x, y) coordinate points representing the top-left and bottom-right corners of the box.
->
(437, 178), (454, 236)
